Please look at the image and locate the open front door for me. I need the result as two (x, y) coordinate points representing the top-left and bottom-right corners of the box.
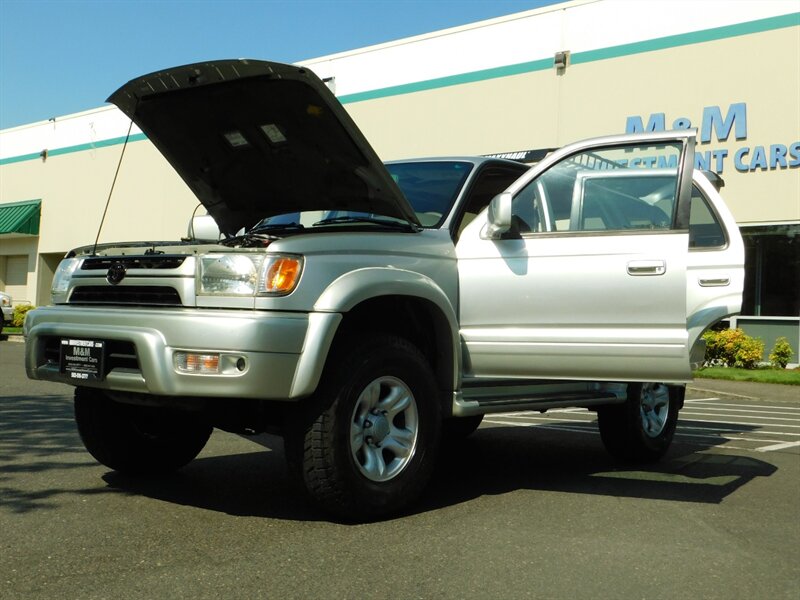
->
(457, 131), (697, 383)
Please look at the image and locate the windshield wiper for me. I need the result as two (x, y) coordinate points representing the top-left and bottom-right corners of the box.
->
(312, 216), (416, 231)
(250, 222), (304, 233)
(219, 222), (305, 247)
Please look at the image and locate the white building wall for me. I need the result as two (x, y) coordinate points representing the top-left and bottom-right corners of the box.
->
(299, 0), (795, 97)
(0, 0), (798, 308)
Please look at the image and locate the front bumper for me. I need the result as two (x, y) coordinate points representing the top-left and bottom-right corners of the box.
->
(25, 305), (323, 400)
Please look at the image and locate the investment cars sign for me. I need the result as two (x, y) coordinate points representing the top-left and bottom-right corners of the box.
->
(625, 102), (800, 174)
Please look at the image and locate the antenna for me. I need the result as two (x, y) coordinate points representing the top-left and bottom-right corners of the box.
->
(187, 203), (203, 240)
(92, 119), (134, 255)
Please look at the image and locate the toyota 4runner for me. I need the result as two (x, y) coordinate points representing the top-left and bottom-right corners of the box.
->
(25, 59), (744, 520)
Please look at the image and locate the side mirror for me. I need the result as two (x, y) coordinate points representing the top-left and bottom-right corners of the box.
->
(188, 214), (221, 241)
(486, 192), (513, 238)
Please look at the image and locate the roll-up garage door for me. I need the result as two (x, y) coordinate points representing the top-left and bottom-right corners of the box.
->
(5, 255), (30, 303)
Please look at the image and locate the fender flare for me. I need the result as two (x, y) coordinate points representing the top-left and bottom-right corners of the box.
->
(290, 268), (460, 397)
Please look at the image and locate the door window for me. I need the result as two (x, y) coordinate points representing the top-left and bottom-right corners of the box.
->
(513, 142), (683, 233)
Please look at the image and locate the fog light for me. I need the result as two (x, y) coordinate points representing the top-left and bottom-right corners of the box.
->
(174, 352), (220, 374)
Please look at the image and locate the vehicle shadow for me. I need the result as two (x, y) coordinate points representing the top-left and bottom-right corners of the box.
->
(0, 394), (85, 460)
(102, 421), (777, 522)
(416, 424), (777, 515)
(0, 392), (311, 517)
(0, 390), (778, 521)
(0, 393), (98, 514)
(102, 434), (325, 521)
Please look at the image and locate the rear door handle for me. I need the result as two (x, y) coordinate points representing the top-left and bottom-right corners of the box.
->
(627, 260), (666, 276)
(699, 277), (730, 287)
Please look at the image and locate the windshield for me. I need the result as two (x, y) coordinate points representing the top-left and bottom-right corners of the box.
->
(254, 210), (410, 230)
(253, 160), (474, 231)
(386, 161), (473, 227)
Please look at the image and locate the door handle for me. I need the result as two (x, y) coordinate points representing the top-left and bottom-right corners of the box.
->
(627, 260), (666, 276)
(699, 277), (730, 287)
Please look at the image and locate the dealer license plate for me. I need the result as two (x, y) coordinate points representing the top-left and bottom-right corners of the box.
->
(60, 339), (106, 381)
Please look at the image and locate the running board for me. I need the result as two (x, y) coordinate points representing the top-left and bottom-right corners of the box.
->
(452, 384), (627, 417)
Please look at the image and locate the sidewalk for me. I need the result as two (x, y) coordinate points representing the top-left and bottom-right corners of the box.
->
(690, 377), (799, 403)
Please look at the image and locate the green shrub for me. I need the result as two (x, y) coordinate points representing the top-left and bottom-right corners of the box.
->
(702, 329), (727, 365)
(702, 327), (764, 369)
(734, 335), (765, 369)
(12, 304), (35, 327)
(769, 337), (795, 369)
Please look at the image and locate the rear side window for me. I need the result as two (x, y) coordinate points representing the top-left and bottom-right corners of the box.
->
(689, 185), (727, 249)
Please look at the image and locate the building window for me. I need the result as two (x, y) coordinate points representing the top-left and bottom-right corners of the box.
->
(741, 225), (800, 317)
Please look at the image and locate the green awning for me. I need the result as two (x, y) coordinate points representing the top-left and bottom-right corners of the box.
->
(0, 199), (41, 235)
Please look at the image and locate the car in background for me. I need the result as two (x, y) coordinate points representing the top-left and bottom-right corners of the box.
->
(0, 291), (13, 335)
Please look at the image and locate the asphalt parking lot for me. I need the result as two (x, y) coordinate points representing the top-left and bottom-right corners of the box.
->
(1, 339), (798, 599)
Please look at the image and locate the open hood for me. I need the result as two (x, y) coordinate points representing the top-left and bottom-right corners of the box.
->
(108, 59), (419, 235)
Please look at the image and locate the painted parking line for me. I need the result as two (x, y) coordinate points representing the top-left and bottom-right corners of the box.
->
(483, 419), (796, 446)
(678, 424), (799, 437)
(754, 441), (800, 452)
(680, 415), (800, 427)
(683, 403), (800, 417)
(482, 419), (598, 436)
(685, 398), (800, 411)
(482, 396), (800, 453)
(687, 387), (759, 400)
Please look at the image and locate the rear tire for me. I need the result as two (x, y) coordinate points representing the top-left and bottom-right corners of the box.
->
(74, 387), (212, 475)
(597, 383), (682, 463)
(285, 334), (440, 521)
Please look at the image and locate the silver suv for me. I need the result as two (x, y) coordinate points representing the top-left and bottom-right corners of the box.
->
(24, 59), (744, 520)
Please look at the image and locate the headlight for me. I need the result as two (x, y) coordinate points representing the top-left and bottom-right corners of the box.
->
(51, 258), (81, 303)
(198, 254), (302, 296)
(199, 254), (263, 295)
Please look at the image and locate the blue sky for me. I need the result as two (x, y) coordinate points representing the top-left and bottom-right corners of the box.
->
(0, 0), (561, 129)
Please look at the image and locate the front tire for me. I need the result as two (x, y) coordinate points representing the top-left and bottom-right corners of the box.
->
(74, 387), (212, 475)
(597, 383), (682, 463)
(285, 334), (440, 521)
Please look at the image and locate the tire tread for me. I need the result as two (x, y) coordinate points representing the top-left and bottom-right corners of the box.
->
(286, 334), (439, 520)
